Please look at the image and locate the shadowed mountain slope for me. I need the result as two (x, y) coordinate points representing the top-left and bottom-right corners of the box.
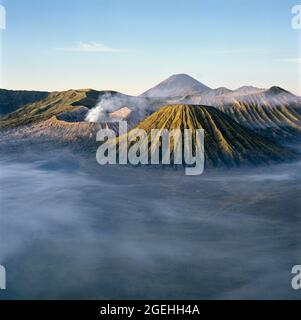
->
(0, 89), (127, 129)
(0, 89), (49, 116)
(116, 104), (296, 167)
(183, 87), (301, 141)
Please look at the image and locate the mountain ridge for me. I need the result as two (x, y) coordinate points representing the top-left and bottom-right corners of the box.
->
(115, 104), (296, 167)
(1, 75), (301, 144)
(182, 86), (301, 140)
(0, 89), (131, 129)
(0, 89), (49, 116)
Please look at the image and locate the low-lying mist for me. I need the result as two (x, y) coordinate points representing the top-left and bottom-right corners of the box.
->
(0, 151), (300, 299)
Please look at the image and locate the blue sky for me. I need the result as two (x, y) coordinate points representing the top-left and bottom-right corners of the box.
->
(0, 0), (300, 94)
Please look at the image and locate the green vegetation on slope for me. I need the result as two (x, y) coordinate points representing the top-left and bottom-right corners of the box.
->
(116, 104), (296, 167)
(0, 89), (49, 116)
(220, 102), (301, 141)
(0, 89), (114, 129)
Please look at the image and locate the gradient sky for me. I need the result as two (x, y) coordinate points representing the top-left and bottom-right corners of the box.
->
(0, 0), (300, 95)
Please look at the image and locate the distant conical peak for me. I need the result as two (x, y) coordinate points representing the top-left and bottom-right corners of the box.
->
(140, 74), (211, 98)
(267, 86), (291, 95)
(166, 73), (198, 80)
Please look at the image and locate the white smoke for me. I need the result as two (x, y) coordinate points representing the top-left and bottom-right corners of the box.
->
(85, 92), (125, 123)
(85, 92), (171, 124)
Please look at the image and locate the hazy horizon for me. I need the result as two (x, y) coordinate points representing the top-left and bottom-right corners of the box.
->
(0, 0), (300, 95)
(0, 72), (300, 97)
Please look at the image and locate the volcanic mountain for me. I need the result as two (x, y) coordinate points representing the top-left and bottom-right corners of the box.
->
(0, 88), (169, 131)
(115, 104), (296, 167)
(182, 86), (301, 141)
(3, 76), (301, 142)
(0, 88), (166, 152)
(140, 74), (211, 98)
(1, 79), (301, 163)
(0, 89), (132, 129)
(138, 74), (301, 141)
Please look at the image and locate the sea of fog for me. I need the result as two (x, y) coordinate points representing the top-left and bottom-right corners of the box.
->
(0, 151), (300, 299)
